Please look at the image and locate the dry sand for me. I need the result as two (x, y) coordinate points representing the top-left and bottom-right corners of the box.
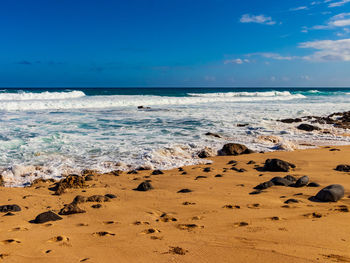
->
(0, 146), (350, 262)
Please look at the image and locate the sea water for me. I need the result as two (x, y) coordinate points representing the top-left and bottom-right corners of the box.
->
(1, 87), (350, 186)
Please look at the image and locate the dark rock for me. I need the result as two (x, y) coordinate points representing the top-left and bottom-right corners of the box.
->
(177, 189), (192, 193)
(181, 172), (187, 175)
(219, 143), (253, 156)
(137, 106), (151, 109)
(59, 203), (86, 215)
(72, 195), (87, 204)
(284, 175), (297, 182)
(237, 123), (249, 127)
(178, 168), (184, 172)
(195, 176), (207, 180)
(297, 123), (320, 132)
(280, 118), (302, 123)
(91, 204), (102, 209)
(249, 190), (263, 195)
(105, 194), (117, 199)
(263, 159), (295, 172)
(335, 164), (350, 172)
(247, 160), (256, 165)
(295, 176), (309, 187)
(198, 150), (211, 158)
(227, 160), (237, 165)
(127, 170), (138, 174)
(4, 212), (15, 216)
(86, 195), (110, 202)
(205, 132), (221, 138)
(284, 198), (299, 204)
(152, 170), (164, 175)
(0, 205), (21, 213)
(33, 211), (62, 224)
(203, 167), (211, 172)
(54, 175), (85, 195)
(135, 181), (153, 191)
(84, 175), (94, 181)
(215, 174), (223, 178)
(315, 184), (344, 202)
(254, 181), (273, 190)
(270, 177), (293, 186)
(330, 148), (340, 152)
(307, 182), (320, 187)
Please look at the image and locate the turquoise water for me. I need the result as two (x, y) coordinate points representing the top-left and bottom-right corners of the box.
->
(0, 87), (350, 186)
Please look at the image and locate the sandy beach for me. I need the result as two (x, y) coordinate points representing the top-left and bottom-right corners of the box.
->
(0, 145), (349, 263)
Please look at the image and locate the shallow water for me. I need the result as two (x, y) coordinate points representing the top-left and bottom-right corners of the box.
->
(1, 87), (350, 186)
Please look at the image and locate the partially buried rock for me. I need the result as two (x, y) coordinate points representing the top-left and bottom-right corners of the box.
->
(205, 132), (221, 138)
(284, 198), (299, 204)
(270, 177), (293, 186)
(177, 189), (192, 193)
(284, 175), (297, 182)
(152, 170), (164, 175)
(335, 164), (350, 172)
(307, 182), (320, 187)
(59, 203), (86, 215)
(315, 184), (345, 202)
(280, 118), (302, 123)
(135, 181), (153, 191)
(295, 176), (309, 187)
(54, 174), (85, 195)
(254, 181), (273, 190)
(263, 159), (295, 172)
(105, 194), (117, 199)
(87, 195), (110, 202)
(33, 211), (62, 224)
(297, 123), (320, 132)
(218, 143), (253, 156)
(0, 205), (21, 213)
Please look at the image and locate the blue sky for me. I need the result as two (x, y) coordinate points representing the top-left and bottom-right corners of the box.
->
(1, 0), (350, 87)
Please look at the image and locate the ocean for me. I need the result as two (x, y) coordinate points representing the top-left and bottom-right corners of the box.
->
(1, 87), (350, 187)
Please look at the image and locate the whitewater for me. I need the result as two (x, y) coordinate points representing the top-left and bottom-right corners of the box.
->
(1, 88), (350, 187)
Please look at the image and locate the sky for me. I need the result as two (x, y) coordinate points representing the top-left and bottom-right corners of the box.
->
(1, 0), (350, 87)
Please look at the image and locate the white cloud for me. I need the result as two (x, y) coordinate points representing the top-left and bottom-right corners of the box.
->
(299, 38), (350, 61)
(308, 12), (350, 30)
(290, 6), (308, 11)
(247, 52), (296, 60)
(328, 0), (350, 7)
(239, 14), (276, 25)
(224, 58), (250, 64)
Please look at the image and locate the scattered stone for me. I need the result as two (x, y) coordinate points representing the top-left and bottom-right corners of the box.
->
(177, 189), (192, 193)
(105, 194), (117, 199)
(59, 203), (86, 215)
(181, 172), (187, 175)
(54, 174), (85, 195)
(234, 222), (249, 227)
(87, 195), (110, 202)
(284, 199), (299, 204)
(297, 123), (320, 132)
(263, 159), (295, 172)
(247, 160), (256, 164)
(254, 181), (274, 190)
(270, 177), (293, 186)
(227, 160), (237, 165)
(330, 148), (340, 152)
(218, 143), (253, 156)
(177, 224), (198, 231)
(182, 201), (196, 205)
(4, 212), (15, 216)
(284, 175), (297, 182)
(315, 184), (344, 202)
(169, 246), (187, 255)
(307, 182), (320, 187)
(159, 213), (177, 222)
(249, 190), (263, 195)
(135, 181), (153, 191)
(223, 205), (240, 209)
(33, 211), (62, 224)
(127, 170), (138, 174)
(178, 168), (184, 172)
(195, 176), (207, 180)
(152, 170), (164, 175)
(295, 176), (309, 187)
(92, 204), (102, 209)
(203, 167), (211, 173)
(280, 118), (302, 123)
(335, 164), (350, 172)
(205, 132), (221, 138)
(215, 174), (223, 178)
(0, 205), (21, 213)
(72, 195), (87, 204)
(237, 123), (249, 127)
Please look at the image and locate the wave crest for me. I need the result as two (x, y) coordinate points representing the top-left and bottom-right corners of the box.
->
(0, 90), (85, 101)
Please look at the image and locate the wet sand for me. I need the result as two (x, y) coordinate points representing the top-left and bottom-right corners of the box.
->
(0, 146), (349, 262)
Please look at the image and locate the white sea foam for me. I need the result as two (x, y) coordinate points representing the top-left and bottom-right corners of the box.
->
(0, 92), (305, 111)
(187, 91), (303, 98)
(0, 90), (85, 101)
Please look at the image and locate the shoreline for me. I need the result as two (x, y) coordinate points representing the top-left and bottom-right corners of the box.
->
(0, 145), (349, 262)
